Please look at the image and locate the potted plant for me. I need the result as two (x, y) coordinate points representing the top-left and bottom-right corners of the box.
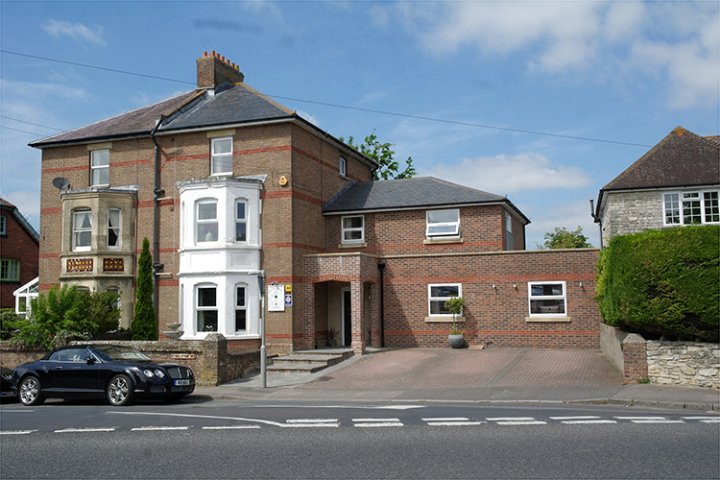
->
(444, 297), (465, 348)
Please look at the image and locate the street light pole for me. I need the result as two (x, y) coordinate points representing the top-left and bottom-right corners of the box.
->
(258, 271), (267, 388)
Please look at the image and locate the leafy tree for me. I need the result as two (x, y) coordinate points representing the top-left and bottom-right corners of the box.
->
(542, 226), (592, 249)
(341, 131), (416, 180)
(131, 237), (157, 340)
(12, 285), (120, 349)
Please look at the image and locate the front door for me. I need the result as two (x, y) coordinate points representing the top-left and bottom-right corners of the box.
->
(342, 288), (352, 347)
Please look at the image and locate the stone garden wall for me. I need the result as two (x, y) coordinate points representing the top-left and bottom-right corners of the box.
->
(647, 341), (719, 389)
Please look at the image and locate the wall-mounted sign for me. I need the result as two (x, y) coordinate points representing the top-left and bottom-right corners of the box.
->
(284, 293), (293, 307)
(284, 284), (292, 294)
(268, 284), (285, 312)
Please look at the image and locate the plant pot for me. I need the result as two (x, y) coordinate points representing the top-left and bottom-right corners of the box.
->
(448, 333), (465, 349)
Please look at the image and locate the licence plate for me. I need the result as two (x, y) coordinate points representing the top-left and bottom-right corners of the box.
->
(174, 379), (190, 386)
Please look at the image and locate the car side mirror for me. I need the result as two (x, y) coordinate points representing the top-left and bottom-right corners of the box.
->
(86, 356), (97, 365)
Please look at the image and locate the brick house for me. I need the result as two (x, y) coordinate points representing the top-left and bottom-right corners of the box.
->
(30, 52), (602, 355)
(595, 126), (720, 245)
(0, 198), (39, 311)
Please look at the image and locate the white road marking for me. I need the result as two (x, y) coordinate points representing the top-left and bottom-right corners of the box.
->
(284, 419), (339, 428)
(614, 416), (685, 424)
(559, 420), (617, 425)
(54, 428), (116, 433)
(353, 417), (403, 427)
(422, 417), (469, 422)
(0, 430), (35, 435)
(202, 425), (261, 430)
(495, 421), (547, 426)
(614, 416), (668, 420)
(131, 426), (190, 431)
(700, 419), (720, 424)
(0, 410), (35, 413)
(426, 421), (485, 426)
(683, 416), (720, 423)
(550, 416), (601, 420)
(486, 417), (537, 422)
(110, 411), (290, 428)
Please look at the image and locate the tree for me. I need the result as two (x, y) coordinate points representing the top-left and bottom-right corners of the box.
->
(131, 237), (157, 340)
(341, 131), (416, 180)
(542, 226), (591, 249)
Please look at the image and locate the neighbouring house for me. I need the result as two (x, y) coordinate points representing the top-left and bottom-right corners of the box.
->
(0, 198), (39, 313)
(29, 52), (602, 355)
(595, 126), (720, 246)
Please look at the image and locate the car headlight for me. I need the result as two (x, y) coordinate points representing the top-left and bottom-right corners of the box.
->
(142, 368), (166, 378)
(153, 369), (165, 379)
(143, 369), (154, 378)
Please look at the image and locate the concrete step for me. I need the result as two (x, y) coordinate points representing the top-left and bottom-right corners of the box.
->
(267, 349), (354, 374)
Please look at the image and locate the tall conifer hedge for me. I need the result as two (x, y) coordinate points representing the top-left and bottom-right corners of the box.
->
(131, 237), (157, 340)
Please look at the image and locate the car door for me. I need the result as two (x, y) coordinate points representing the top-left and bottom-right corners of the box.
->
(52, 347), (100, 392)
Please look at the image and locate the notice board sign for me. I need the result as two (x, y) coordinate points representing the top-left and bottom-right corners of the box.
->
(268, 284), (285, 312)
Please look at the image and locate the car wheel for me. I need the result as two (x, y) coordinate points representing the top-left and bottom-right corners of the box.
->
(18, 376), (44, 406)
(106, 374), (134, 406)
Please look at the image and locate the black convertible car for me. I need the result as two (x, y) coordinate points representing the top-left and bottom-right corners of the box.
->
(11, 345), (195, 406)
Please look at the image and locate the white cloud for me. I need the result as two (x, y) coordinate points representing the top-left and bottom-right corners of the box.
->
(423, 153), (589, 194)
(42, 20), (106, 46)
(603, 2), (646, 42)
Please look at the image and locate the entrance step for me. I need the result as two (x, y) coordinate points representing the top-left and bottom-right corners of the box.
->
(268, 349), (354, 374)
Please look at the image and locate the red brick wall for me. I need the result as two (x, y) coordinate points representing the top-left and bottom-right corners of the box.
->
(0, 207), (39, 308)
(381, 249), (601, 349)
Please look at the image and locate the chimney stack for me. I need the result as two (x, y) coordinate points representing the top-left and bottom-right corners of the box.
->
(196, 51), (245, 89)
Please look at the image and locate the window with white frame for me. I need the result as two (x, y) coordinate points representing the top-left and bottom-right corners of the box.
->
(341, 215), (364, 243)
(528, 281), (567, 316)
(505, 212), (513, 250)
(107, 208), (121, 248)
(0, 215), (6, 235)
(235, 284), (247, 332)
(339, 156), (347, 177)
(72, 209), (92, 251)
(211, 137), (233, 176)
(196, 200), (218, 243)
(90, 149), (109, 186)
(663, 190), (720, 226)
(426, 209), (460, 237)
(235, 200), (247, 242)
(196, 286), (218, 332)
(0, 259), (20, 281)
(428, 284), (462, 316)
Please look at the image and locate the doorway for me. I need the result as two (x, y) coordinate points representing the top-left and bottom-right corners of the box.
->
(341, 288), (352, 347)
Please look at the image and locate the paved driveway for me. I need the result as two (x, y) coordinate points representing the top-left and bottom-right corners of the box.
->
(300, 348), (623, 392)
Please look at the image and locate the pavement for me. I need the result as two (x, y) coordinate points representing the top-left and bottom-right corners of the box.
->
(194, 347), (720, 412)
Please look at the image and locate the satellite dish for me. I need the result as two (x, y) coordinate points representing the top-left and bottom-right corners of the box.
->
(52, 177), (70, 190)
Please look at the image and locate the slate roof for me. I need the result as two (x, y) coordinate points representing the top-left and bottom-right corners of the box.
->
(324, 176), (530, 223)
(601, 126), (720, 192)
(30, 82), (296, 148)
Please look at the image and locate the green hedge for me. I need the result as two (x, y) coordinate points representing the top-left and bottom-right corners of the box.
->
(596, 225), (719, 342)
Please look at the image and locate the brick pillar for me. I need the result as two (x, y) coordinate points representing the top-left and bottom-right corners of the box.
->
(622, 334), (648, 384)
(302, 282), (316, 350)
(369, 282), (381, 348)
(350, 280), (366, 355)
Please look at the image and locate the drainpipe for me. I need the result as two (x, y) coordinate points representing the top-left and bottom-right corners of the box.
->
(378, 261), (386, 348)
(150, 116), (165, 322)
(590, 198), (603, 249)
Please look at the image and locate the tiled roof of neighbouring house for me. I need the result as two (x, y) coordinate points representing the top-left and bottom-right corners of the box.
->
(602, 126), (720, 191)
(324, 176), (530, 223)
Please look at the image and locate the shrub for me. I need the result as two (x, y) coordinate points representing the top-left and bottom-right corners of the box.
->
(131, 237), (157, 340)
(12, 285), (120, 349)
(596, 225), (719, 342)
(0, 309), (26, 340)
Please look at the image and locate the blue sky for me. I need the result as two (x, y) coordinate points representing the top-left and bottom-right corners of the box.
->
(1, 0), (718, 248)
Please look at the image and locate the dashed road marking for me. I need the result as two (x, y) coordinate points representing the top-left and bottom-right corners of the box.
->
(560, 420), (618, 424)
(487, 417), (547, 426)
(614, 416), (685, 424)
(285, 419), (339, 428)
(202, 425), (261, 430)
(54, 427), (116, 433)
(353, 417), (403, 427)
(550, 416), (601, 420)
(683, 416), (720, 423)
(422, 417), (484, 426)
(131, 426), (190, 432)
(0, 430), (36, 435)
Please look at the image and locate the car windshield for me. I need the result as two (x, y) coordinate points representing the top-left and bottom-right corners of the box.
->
(94, 347), (152, 362)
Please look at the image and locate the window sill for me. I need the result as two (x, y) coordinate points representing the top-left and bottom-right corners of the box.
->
(425, 316), (465, 323)
(338, 242), (367, 249)
(525, 316), (571, 323)
(424, 237), (463, 245)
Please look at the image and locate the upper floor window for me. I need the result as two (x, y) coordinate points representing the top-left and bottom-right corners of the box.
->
(426, 209), (460, 237)
(0, 259), (20, 281)
(72, 209), (92, 251)
(663, 190), (720, 226)
(528, 281), (566, 316)
(0, 215), (6, 235)
(196, 285), (218, 332)
(428, 284), (462, 316)
(341, 216), (364, 244)
(505, 212), (513, 250)
(211, 137), (233, 176)
(235, 200), (247, 242)
(90, 149), (109, 186)
(107, 208), (121, 248)
(235, 284), (247, 333)
(196, 200), (218, 243)
(339, 156), (347, 177)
